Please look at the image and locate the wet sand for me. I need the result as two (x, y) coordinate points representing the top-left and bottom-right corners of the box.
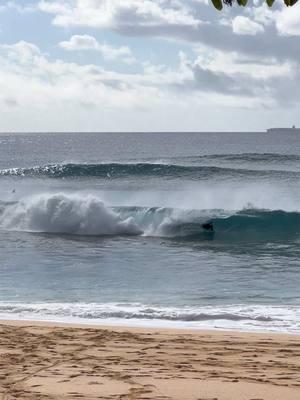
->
(0, 321), (299, 400)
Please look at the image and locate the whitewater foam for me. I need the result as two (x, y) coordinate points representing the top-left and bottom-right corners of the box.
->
(0, 193), (142, 236)
(0, 302), (299, 333)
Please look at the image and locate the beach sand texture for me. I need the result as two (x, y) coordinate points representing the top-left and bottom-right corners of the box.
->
(0, 323), (299, 400)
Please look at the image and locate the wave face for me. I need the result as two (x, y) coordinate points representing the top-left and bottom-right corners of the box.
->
(197, 153), (300, 164)
(0, 302), (299, 333)
(1, 162), (299, 180)
(0, 193), (299, 240)
(213, 209), (300, 240)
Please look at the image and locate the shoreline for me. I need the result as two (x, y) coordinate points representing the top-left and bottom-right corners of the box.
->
(1, 317), (300, 337)
(0, 302), (299, 335)
(0, 320), (299, 399)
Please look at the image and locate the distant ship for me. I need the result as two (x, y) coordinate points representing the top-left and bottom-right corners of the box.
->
(267, 125), (300, 133)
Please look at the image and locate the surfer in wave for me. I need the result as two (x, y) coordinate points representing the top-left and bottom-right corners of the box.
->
(202, 222), (214, 232)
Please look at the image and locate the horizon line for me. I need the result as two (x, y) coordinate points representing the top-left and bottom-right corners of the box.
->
(0, 130), (267, 134)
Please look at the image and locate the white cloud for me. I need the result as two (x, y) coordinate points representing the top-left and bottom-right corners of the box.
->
(59, 35), (99, 51)
(37, 1), (71, 15)
(0, 39), (266, 114)
(38, 0), (202, 29)
(249, 3), (277, 28)
(193, 45), (293, 80)
(247, 2), (300, 37)
(1, 1), (300, 131)
(2, 40), (41, 64)
(59, 35), (135, 63)
(0, 1), (36, 13)
(37, 0), (300, 67)
(232, 16), (264, 36)
(1, 39), (299, 132)
(0, 39), (197, 130)
(275, 2), (300, 36)
(0, 40), (184, 112)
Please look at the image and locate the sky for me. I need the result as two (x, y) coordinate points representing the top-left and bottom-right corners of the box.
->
(1, 0), (300, 132)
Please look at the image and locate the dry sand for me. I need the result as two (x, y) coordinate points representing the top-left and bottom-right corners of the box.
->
(0, 321), (299, 400)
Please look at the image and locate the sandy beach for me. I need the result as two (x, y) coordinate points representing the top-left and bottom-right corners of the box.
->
(0, 321), (299, 400)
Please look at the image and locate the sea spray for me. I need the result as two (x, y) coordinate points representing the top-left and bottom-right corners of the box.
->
(0, 193), (142, 236)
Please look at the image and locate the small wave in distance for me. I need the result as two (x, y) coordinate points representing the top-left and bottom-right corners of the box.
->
(1, 162), (299, 181)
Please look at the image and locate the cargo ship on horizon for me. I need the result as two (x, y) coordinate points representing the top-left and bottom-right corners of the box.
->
(267, 125), (300, 133)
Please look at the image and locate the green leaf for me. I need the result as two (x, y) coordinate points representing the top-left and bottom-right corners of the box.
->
(237, 0), (248, 6)
(284, 0), (298, 6)
(266, 0), (275, 6)
(210, 0), (297, 9)
(211, 0), (223, 10)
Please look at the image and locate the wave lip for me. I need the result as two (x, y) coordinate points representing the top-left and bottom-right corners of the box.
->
(0, 302), (299, 333)
(1, 162), (299, 181)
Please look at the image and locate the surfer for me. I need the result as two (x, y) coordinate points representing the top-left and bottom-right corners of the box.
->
(202, 222), (214, 232)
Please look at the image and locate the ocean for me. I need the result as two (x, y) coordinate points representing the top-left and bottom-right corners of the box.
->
(0, 131), (299, 333)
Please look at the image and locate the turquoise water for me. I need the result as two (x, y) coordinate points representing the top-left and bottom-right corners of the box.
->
(0, 132), (299, 332)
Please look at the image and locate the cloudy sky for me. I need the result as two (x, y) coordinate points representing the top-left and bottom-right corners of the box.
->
(1, 0), (300, 132)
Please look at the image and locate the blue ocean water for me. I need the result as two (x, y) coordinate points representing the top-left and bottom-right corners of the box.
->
(0, 132), (299, 332)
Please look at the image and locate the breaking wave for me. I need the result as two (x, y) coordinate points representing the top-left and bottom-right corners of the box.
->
(1, 162), (299, 181)
(0, 193), (299, 240)
(0, 194), (142, 236)
(0, 302), (299, 332)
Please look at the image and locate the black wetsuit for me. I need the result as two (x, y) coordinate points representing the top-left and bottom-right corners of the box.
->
(202, 222), (214, 232)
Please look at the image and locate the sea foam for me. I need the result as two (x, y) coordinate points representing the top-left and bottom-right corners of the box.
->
(0, 193), (142, 236)
(0, 302), (299, 333)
